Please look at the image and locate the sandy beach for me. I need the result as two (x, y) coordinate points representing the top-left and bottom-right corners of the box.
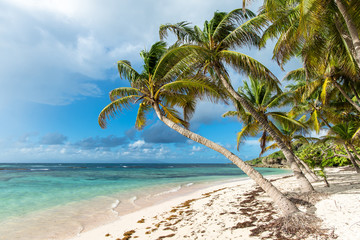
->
(68, 167), (360, 240)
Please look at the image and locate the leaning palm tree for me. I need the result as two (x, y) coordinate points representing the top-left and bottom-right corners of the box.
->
(160, 9), (314, 192)
(321, 121), (360, 173)
(261, 0), (360, 112)
(223, 77), (299, 154)
(332, 0), (360, 67)
(99, 41), (299, 215)
(223, 77), (318, 181)
(261, 0), (360, 69)
(265, 120), (320, 182)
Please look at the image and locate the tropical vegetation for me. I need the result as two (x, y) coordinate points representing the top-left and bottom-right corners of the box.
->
(98, 0), (360, 219)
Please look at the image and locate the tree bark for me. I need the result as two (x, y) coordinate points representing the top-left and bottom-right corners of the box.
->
(334, 19), (358, 66)
(153, 103), (299, 216)
(333, 81), (360, 113)
(348, 143), (360, 165)
(214, 67), (315, 192)
(335, 0), (360, 68)
(350, 84), (360, 104)
(344, 144), (360, 173)
(287, 141), (319, 182)
(324, 177), (330, 187)
(295, 155), (319, 182)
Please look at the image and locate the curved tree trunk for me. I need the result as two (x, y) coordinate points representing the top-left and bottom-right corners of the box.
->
(343, 144), (360, 173)
(215, 68), (315, 192)
(350, 84), (360, 104)
(287, 142), (319, 182)
(153, 103), (299, 216)
(348, 143), (360, 166)
(333, 81), (360, 113)
(295, 156), (319, 182)
(334, 19), (358, 67)
(335, 0), (360, 68)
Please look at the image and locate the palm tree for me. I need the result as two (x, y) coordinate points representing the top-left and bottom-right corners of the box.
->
(160, 9), (315, 192)
(334, 0), (360, 67)
(322, 121), (360, 173)
(265, 120), (319, 182)
(261, 0), (360, 112)
(222, 77), (300, 155)
(261, 0), (360, 69)
(98, 41), (299, 215)
(223, 77), (319, 182)
(284, 68), (338, 131)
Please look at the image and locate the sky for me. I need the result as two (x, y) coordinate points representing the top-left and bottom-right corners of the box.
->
(0, 0), (301, 163)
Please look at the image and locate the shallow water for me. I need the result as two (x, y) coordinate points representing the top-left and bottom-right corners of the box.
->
(0, 163), (290, 240)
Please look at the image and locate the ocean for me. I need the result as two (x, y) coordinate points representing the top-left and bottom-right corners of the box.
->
(0, 163), (290, 240)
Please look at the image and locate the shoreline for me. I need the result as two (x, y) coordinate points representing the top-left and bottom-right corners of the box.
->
(69, 167), (360, 240)
(0, 165), (290, 240)
(69, 173), (290, 240)
(0, 176), (253, 240)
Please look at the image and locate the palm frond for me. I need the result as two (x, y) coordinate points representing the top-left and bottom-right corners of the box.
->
(135, 102), (152, 130)
(320, 77), (331, 104)
(159, 21), (194, 43)
(152, 45), (209, 86)
(222, 111), (240, 118)
(109, 87), (140, 101)
(307, 109), (321, 134)
(270, 112), (307, 130)
(259, 130), (268, 156)
(236, 123), (260, 150)
(160, 104), (189, 128)
(156, 78), (221, 102)
(220, 50), (281, 91)
(218, 11), (267, 49)
(98, 95), (137, 129)
(266, 92), (288, 109)
(140, 41), (167, 75)
(213, 8), (257, 44)
(117, 60), (140, 82)
(283, 68), (306, 82)
(352, 126), (360, 141)
(264, 142), (279, 152)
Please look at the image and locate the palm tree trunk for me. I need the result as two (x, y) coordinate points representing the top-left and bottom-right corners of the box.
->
(323, 177), (330, 187)
(287, 142), (319, 182)
(348, 143), (360, 165)
(335, 0), (360, 68)
(350, 84), (360, 104)
(295, 156), (319, 182)
(343, 144), (360, 173)
(334, 19), (358, 66)
(333, 81), (360, 113)
(214, 68), (315, 192)
(153, 103), (299, 216)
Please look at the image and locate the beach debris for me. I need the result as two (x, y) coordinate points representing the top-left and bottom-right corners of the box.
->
(156, 233), (175, 239)
(137, 218), (145, 223)
(122, 230), (135, 240)
(250, 212), (333, 240)
(232, 220), (256, 229)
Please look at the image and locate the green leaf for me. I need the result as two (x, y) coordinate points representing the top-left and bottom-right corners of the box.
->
(98, 95), (137, 129)
(135, 103), (152, 130)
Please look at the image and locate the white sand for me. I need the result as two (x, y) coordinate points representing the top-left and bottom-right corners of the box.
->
(315, 168), (360, 240)
(68, 167), (360, 240)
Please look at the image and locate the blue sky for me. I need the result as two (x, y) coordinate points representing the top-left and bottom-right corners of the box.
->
(0, 0), (301, 163)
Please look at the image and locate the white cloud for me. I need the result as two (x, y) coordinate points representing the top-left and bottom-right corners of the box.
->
(0, 136), (173, 162)
(0, 0), (273, 108)
(129, 140), (146, 149)
(192, 146), (202, 152)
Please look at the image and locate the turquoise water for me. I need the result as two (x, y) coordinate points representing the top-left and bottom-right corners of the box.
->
(0, 163), (290, 240)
